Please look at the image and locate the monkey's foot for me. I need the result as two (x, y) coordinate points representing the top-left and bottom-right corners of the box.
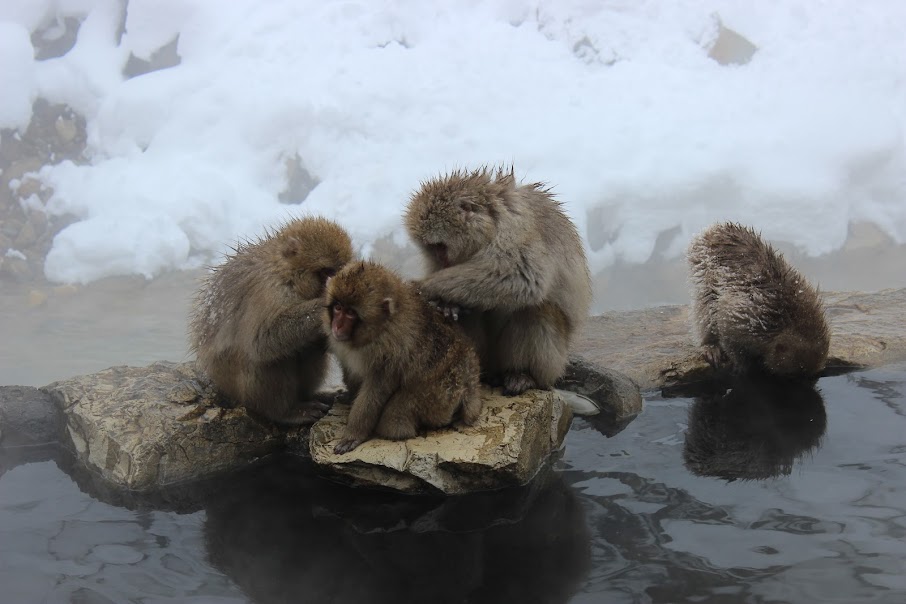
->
(277, 401), (331, 426)
(482, 373), (504, 388)
(502, 372), (538, 396)
(334, 437), (364, 455)
(702, 345), (725, 368)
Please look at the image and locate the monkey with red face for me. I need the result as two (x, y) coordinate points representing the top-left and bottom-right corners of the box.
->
(324, 260), (482, 454)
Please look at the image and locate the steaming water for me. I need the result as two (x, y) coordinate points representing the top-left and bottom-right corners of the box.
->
(2, 231), (905, 388)
(2, 366), (905, 603)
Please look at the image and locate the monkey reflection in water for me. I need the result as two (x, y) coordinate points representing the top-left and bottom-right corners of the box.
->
(682, 376), (827, 481)
(203, 458), (590, 604)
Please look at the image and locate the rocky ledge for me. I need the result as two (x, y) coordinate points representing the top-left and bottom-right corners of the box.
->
(1, 357), (638, 494)
(573, 288), (906, 390)
(309, 387), (572, 495)
(41, 362), (294, 491)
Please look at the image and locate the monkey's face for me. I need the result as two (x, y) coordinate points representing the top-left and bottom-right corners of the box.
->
(323, 262), (398, 349)
(405, 191), (497, 269)
(329, 301), (358, 341)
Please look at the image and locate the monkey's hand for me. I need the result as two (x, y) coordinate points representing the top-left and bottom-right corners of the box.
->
(702, 344), (725, 368)
(334, 437), (364, 455)
(296, 401), (331, 424)
(427, 299), (471, 322)
(413, 279), (462, 320)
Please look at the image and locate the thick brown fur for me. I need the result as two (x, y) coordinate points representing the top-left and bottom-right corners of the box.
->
(324, 260), (482, 454)
(189, 217), (353, 424)
(404, 166), (592, 396)
(687, 222), (830, 377)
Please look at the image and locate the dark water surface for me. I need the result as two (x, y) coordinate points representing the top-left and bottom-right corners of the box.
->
(2, 366), (905, 603)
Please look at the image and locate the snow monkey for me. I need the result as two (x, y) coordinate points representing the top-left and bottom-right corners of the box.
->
(189, 217), (354, 424)
(687, 222), (830, 377)
(404, 166), (592, 396)
(324, 260), (482, 454)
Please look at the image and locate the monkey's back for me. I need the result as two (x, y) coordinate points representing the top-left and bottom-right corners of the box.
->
(190, 237), (293, 358)
(690, 223), (821, 334)
(516, 184), (593, 328)
(407, 300), (481, 413)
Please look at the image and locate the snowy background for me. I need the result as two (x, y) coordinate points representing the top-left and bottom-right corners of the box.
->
(1, 0), (905, 285)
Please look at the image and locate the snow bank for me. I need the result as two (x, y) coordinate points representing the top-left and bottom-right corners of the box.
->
(0, 0), (903, 283)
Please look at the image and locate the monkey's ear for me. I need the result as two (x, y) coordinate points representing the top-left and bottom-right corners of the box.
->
(282, 236), (302, 258)
(382, 297), (396, 316)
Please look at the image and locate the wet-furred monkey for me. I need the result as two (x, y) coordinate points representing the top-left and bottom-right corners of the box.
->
(687, 221), (830, 377)
(405, 166), (592, 395)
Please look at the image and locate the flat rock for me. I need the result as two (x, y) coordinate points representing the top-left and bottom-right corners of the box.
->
(309, 387), (572, 495)
(42, 361), (293, 491)
(572, 288), (906, 390)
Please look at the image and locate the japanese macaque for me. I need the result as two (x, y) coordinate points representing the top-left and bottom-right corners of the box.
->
(324, 260), (481, 454)
(404, 166), (592, 396)
(189, 217), (353, 424)
(687, 222), (830, 377)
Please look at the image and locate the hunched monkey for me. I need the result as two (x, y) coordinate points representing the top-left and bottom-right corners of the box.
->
(190, 217), (353, 424)
(687, 221), (830, 377)
(405, 166), (592, 395)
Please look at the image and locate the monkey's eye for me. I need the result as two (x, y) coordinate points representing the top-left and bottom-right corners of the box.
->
(332, 302), (343, 313)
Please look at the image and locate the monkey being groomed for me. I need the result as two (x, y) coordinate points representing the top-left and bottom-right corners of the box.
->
(325, 260), (482, 454)
(687, 221), (830, 377)
(189, 217), (354, 425)
(405, 166), (592, 396)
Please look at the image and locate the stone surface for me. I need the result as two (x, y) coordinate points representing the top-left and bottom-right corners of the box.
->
(572, 288), (906, 391)
(0, 385), (59, 447)
(707, 21), (758, 66)
(557, 355), (642, 420)
(309, 387), (572, 495)
(42, 361), (295, 491)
